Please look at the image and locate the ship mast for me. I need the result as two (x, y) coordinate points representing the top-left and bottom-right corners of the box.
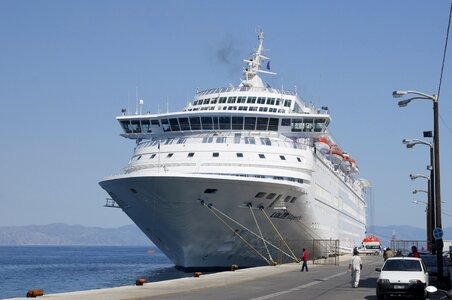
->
(240, 31), (276, 88)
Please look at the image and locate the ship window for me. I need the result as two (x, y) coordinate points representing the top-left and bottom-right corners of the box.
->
(304, 118), (314, 132)
(177, 138), (186, 144)
(237, 96), (247, 103)
(141, 120), (151, 132)
(291, 119), (303, 132)
(164, 138), (174, 145)
(202, 137), (213, 143)
(244, 117), (256, 130)
(204, 188), (218, 194)
(284, 196), (292, 202)
(257, 97), (266, 104)
(151, 119), (160, 126)
(169, 118), (180, 131)
(136, 155), (142, 160)
(244, 137), (256, 144)
(290, 197), (297, 203)
(193, 100), (198, 105)
(219, 97), (227, 104)
(189, 117), (201, 130)
(211, 98), (217, 104)
(222, 106), (228, 110)
(232, 116), (244, 130)
(213, 116), (220, 129)
(203, 98), (210, 104)
(247, 97), (256, 103)
(256, 118), (269, 130)
(266, 98), (275, 105)
(219, 116), (231, 130)
(234, 133), (241, 144)
(297, 179), (303, 183)
(276, 98), (281, 105)
(187, 152), (195, 157)
(314, 118), (327, 132)
(227, 97), (237, 103)
(131, 120), (141, 133)
(266, 193), (276, 200)
(249, 106), (258, 111)
(281, 119), (291, 126)
(284, 99), (292, 107)
(120, 120), (132, 133)
(201, 107), (208, 111)
(201, 117), (213, 130)
(268, 118), (279, 131)
(178, 118), (190, 131)
(297, 157), (302, 162)
(280, 155), (286, 160)
(236, 153), (243, 157)
(212, 152), (219, 157)
(150, 154), (156, 159)
(260, 138), (271, 146)
(167, 153), (173, 158)
(216, 137), (226, 143)
(255, 192), (266, 198)
(258, 154), (265, 159)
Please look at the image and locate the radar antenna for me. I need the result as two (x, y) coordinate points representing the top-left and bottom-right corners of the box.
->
(240, 31), (276, 88)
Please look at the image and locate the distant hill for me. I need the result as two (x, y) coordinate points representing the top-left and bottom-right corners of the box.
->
(371, 225), (452, 247)
(0, 223), (153, 246)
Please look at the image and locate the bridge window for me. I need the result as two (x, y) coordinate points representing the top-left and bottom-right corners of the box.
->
(131, 120), (141, 133)
(141, 120), (151, 133)
(120, 120), (132, 133)
(291, 119), (303, 132)
(247, 97), (256, 104)
(281, 119), (290, 126)
(268, 118), (279, 131)
(314, 118), (327, 132)
(169, 118), (180, 131)
(178, 118), (190, 131)
(284, 99), (292, 107)
(244, 117), (256, 130)
(237, 96), (247, 103)
(304, 118), (314, 132)
(189, 117), (201, 130)
(227, 97), (237, 103)
(256, 118), (269, 130)
(232, 116), (244, 130)
(151, 119), (160, 126)
(201, 117), (213, 130)
(219, 116), (231, 130)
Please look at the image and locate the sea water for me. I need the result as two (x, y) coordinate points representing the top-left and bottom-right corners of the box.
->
(0, 246), (190, 299)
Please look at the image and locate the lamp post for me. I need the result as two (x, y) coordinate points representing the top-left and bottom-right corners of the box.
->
(404, 140), (435, 253)
(394, 90), (443, 281)
(411, 174), (432, 251)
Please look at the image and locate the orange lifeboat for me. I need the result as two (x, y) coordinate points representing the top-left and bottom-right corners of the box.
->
(340, 153), (352, 173)
(328, 144), (344, 165)
(314, 137), (331, 154)
(350, 159), (359, 173)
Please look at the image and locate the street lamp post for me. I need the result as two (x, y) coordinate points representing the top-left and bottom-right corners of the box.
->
(394, 90), (443, 281)
(410, 174), (432, 251)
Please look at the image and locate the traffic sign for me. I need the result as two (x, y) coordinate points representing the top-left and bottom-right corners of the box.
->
(433, 227), (444, 239)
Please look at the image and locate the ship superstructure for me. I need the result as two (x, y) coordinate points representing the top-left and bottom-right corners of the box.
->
(100, 32), (367, 269)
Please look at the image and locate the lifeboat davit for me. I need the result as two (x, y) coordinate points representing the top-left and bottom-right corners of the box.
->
(350, 159), (359, 174)
(328, 145), (344, 165)
(314, 137), (331, 154)
(340, 153), (352, 173)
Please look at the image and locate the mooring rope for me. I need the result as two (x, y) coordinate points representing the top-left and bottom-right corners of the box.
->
(248, 204), (273, 262)
(200, 201), (270, 264)
(260, 208), (300, 263)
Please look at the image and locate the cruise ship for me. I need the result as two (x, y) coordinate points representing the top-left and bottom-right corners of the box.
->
(99, 32), (368, 270)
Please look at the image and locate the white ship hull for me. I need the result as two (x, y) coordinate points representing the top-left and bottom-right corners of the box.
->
(100, 153), (366, 269)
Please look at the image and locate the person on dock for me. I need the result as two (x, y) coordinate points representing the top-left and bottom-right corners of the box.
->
(409, 246), (420, 258)
(383, 248), (394, 261)
(300, 248), (309, 272)
(348, 249), (362, 288)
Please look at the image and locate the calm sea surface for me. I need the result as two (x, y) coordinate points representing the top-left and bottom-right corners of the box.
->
(0, 246), (190, 299)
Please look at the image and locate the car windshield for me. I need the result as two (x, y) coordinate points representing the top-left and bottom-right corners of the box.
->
(383, 260), (422, 271)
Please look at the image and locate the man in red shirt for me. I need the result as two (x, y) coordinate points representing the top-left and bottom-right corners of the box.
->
(301, 248), (309, 272)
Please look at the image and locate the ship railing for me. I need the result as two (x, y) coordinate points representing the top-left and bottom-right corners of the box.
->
(196, 86), (298, 96)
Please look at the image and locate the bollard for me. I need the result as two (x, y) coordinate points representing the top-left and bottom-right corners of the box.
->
(231, 264), (239, 271)
(26, 289), (44, 298)
(272, 261), (278, 266)
(193, 272), (202, 277)
(135, 278), (147, 286)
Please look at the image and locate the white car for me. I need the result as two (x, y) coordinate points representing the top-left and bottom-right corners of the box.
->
(376, 257), (429, 299)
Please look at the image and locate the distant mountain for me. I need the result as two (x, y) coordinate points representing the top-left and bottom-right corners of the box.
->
(0, 223), (153, 246)
(371, 225), (452, 247)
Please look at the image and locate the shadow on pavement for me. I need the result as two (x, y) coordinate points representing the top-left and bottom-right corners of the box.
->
(359, 277), (378, 288)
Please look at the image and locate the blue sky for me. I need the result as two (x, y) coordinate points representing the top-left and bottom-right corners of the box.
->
(1, 0), (451, 231)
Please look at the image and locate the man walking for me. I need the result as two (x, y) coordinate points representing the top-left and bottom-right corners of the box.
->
(349, 249), (362, 288)
(301, 248), (309, 272)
